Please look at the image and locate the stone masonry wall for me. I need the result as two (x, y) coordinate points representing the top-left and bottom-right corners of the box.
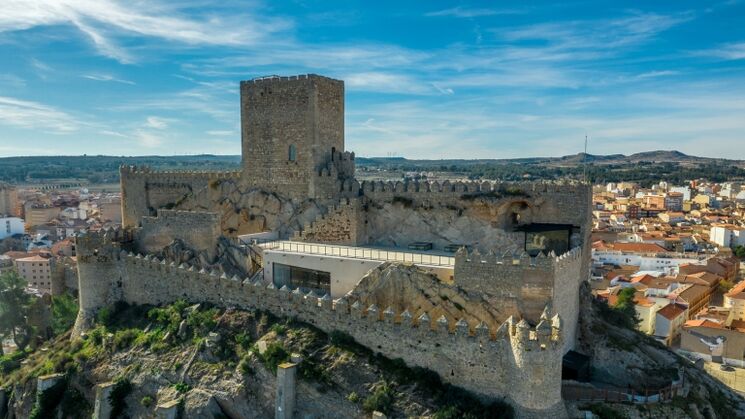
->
(137, 210), (221, 261)
(240, 75), (344, 200)
(293, 198), (364, 246)
(120, 166), (240, 228)
(454, 246), (583, 354)
(74, 233), (567, 418)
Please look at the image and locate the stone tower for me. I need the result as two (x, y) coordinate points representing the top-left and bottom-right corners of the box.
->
(239, 74), (345, 200)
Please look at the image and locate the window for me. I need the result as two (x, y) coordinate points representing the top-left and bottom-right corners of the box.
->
(273, 263), (330, 292)
(288, 144), (297, 162)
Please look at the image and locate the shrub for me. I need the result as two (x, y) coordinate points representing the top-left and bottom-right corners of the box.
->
(235, 332), (252, 351)
(140, 395), (154, 408)
(172, 381), (192, 394)
(347, 392), (360, 403)
(587, 403), (625, 419)
(0, 350), (28, 374)
(51, 293), (79, 335)
(95, 307), (112, 326)
(113, 329), (141, 350)
(269, 323), (288, 335)
(238, 356), (254, 375)
(30, 378), (67, 419)
(433, 406), (460, 419)
(257, 342), (289, 374)
(109, 378), (133, 419)
(363, 382), (394, 414)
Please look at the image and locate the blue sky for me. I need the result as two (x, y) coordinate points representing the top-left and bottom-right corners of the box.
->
(1, 1), (744, 159)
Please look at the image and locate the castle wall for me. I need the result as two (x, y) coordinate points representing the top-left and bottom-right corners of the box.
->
(352, 180), (591, 252)
(454, 246), (584, 354)
(293, 198), (364, 245)
(120, 166), (240, 229)
(136, 209), (221, 261)
(81, 245), (566, 418)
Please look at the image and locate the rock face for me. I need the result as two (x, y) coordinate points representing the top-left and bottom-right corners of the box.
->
(178, 179), (327, 239)
(365, 202), (524, 252)
(347, 263), (512, 330)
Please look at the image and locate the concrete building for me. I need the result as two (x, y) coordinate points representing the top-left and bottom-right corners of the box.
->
(15, 255), (54, 293)
(259, 240), (454, 297)
(24, 204), (61, 227)
(654, 303), (688, 346)
(724, 281), (745, 321)
(709, 224), (745, 248)
(664, 192), (684, 212)
(99, 199), (122, 223)
(0, 182), (19, 217)
(0, 216), (24, 240)
(680, 320), (744, 366)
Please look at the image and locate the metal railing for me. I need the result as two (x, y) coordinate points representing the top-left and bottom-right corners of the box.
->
(254, 240), (455, 267)
(561, 380), (684, 404)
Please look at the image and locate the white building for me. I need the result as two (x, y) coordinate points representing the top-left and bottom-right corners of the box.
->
(0, 216), (24, 240)
(592, 249), (704, 273)
(257, 241), (454, 298)
(669, 186), (692, 201)
(710, 224), (745, 248)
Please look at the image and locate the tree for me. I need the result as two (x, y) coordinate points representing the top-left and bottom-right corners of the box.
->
(0, 271), (33, 350)
(613, 287), (640, 329)
(734, 245), (745, 259)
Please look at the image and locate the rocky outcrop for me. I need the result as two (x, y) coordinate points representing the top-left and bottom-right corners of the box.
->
(347, 263), (513, 331)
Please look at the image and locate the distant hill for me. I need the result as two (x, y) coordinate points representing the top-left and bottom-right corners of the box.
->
(357, 150), (742, 168)
(1, 151), (743, 186)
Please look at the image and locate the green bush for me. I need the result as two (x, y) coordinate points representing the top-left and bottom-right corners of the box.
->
(0, 350), (28, 374)
(172, 381), (192, 394)
(363, 382), (394, 414)
(113, 329), (141, 350)
(587, 403), (625, 419)
(347, 392), (360, 403)
(51, 293), (79, 335)
(109, 378), (133, 419)
(255, 341), (289, 374)
(140, 395), (154, 408)
(238, 356), (254, 375)
(30, 378), (67, 419)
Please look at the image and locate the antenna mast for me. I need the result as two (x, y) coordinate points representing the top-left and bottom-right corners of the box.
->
(582, 134), (588, 183)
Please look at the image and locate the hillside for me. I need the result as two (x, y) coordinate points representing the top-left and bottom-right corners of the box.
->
(0, 301), (514, 418)
(2, 281), (743, 418)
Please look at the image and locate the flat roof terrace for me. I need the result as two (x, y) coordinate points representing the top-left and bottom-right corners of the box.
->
(256, 240), (456, 267)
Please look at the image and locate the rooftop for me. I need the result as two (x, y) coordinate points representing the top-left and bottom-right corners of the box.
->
(657, 303), (687, 320)
(257, 240), (456, 267)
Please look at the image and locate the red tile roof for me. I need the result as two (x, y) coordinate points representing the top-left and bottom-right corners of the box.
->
(657, 303), (687, 321)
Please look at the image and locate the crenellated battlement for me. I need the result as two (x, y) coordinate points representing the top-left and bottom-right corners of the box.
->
(118, 249), (563, 351)
(72, 246), (568, 416)
(244, 74), (340, 85)
(358, 179), (588, 196)
(120, 165), (241, 179)
(455, 245), (581, 270)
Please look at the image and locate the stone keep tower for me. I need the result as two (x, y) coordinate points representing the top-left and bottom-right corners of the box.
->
(240, 74), (345, 200)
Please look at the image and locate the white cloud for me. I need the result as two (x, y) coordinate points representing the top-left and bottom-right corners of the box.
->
(0, 0), (290, 62)
(698, 42), (745, 60)
(145, 116), (168, 129)
(83, 73), (135, 85)
(206, 130), (234, 136)
(133, 129), (163, 148)
(426, 7), (525, 18)
(0, 96), (79, 132)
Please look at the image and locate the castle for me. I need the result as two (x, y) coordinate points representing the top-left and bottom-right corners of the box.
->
(74, 74), (591, 418)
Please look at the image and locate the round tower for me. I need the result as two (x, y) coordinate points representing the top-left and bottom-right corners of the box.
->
(71, 229), (123, 337)
(506, 310), (567, 418)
